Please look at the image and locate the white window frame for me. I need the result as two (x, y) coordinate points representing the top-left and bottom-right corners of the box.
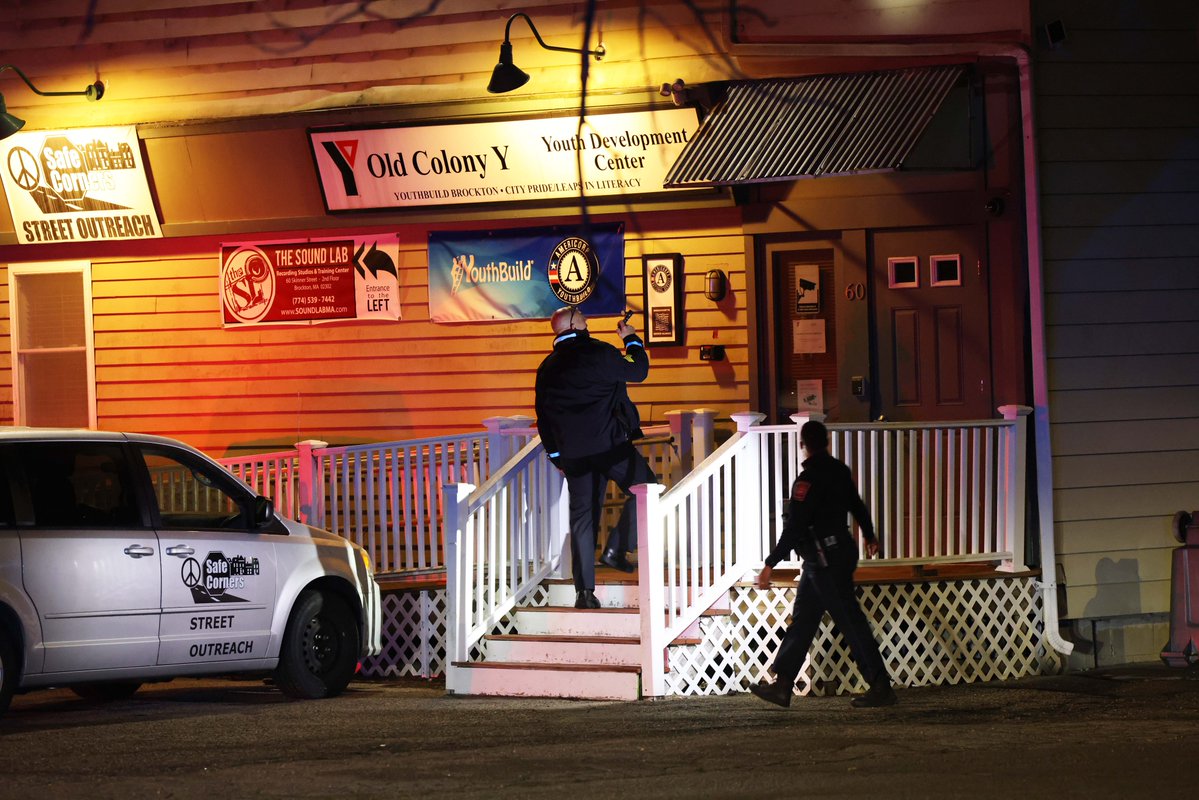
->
(8, 260), (97, 428)
(887, 255), (920, 289)
(929, 254), (963, 287)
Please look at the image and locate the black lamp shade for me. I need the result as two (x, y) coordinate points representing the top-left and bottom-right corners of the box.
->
(0, 95), (24, 140)
(487, 41), (530, 94)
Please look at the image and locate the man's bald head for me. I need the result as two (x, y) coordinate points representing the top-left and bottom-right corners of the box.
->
(550, 306), (587, 335)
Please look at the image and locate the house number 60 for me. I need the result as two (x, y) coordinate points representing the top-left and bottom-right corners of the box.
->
(845, 282), (865, 300)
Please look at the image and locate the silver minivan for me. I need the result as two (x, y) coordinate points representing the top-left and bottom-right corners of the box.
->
(0, 428), (381, 715)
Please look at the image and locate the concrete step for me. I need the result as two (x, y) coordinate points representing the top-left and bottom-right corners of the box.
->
(448, 661), (642, 701)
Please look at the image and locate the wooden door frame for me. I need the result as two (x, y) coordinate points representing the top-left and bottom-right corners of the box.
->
(748, 231), (874, 424)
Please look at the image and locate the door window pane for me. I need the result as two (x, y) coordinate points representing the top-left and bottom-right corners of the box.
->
(22, 442), (139, 528)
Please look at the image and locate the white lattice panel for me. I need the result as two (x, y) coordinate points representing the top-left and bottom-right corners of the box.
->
(365, 578), (1059, 698)
(666, 575), (1059, 697)
(360, 590), (446, 679)
(663, 615), (740, 696)
(361, 585), (553, 678)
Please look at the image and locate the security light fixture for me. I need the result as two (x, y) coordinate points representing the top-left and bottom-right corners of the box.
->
(486, 12), (605, 94)
(704, 269), (727, 302)
(0, 64), (105, 140)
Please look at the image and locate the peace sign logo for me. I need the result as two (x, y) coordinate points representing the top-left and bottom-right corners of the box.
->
(7, 147), (40, 192)
(181, 557), (202, 588)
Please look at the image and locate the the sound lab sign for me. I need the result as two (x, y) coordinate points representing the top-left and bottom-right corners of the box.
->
(308, 108), (699, 212)
(220, 234), (400, 328)
(0, 126), (161, 244)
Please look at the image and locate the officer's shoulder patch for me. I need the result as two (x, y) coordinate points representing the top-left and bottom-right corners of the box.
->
(792, 480), (811, 501)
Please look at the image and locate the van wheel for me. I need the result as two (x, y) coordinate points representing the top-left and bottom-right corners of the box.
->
(70, 681), (142, 702)
(274, 590), (359, 700)
(0, 634), (15, 717)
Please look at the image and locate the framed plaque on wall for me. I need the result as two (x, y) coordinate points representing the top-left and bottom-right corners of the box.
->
(642, 254), (684, 347)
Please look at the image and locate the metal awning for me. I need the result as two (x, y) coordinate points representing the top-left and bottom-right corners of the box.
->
(663, 65), (966, 188)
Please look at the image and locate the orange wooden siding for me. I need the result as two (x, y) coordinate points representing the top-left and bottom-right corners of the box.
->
(84, 211), (747, 455)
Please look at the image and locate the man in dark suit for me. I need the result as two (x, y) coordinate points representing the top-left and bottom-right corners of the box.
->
(535, 306), (657, 609)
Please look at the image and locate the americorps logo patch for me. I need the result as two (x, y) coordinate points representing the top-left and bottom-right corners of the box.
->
(548, 236), (599, 305)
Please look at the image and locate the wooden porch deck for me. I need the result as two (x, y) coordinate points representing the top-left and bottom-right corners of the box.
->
(375, 561), (1037, 593)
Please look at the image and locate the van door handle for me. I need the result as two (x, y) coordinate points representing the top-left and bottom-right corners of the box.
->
(165, 545), (195, 557)
(123, 544), (155, 558)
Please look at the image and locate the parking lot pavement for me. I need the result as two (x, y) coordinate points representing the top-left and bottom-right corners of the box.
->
(3, 665), (1199, 799)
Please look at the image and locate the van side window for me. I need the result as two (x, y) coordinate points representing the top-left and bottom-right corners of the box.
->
(22, 443), (140, 528)
(141, 446), (249, 530)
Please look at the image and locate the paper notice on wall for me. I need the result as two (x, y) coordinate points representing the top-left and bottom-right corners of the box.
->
(793, 319), (826, 354)
(797, 379), (823, 412)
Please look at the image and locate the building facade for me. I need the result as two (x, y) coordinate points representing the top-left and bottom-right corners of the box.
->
(0, 0), (1194, 664)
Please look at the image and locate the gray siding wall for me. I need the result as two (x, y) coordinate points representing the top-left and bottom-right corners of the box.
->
(1034, 1), (1199, 645)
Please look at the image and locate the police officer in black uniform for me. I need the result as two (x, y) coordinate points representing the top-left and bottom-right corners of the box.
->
(750, 420), (897, 708)
(535, 306), (657, 609)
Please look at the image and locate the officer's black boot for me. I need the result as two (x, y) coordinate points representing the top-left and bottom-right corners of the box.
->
(749, 678), (793, 708)
(850, 677), (897, 708)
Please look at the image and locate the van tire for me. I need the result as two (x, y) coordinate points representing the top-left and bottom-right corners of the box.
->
(274, 590), (359, 700)
(0, 633), (15, 716)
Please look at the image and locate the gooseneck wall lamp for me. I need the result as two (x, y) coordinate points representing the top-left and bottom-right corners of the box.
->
(486, 12), (605, 94)
(0, 64), (105, 140)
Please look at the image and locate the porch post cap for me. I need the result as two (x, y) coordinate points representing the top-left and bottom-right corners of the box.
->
(730, 411), (766, 431)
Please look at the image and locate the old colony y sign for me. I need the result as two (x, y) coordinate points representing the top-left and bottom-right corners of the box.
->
(308, 108), (699, 211)
(0, 126), (161, 244)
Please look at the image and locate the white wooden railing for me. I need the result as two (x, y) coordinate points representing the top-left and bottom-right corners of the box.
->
(217, 411), (713, 575)
(219, 431), (495, 574)
(633, 421), (763, 689)
(635, 406), (1032, 697)
(439, 412), (713, 691)
(220, 449), (301, 518)
(216, 405), (1031, 696)
(443, 437), (569, 693)
(756, 407), (1031, 570)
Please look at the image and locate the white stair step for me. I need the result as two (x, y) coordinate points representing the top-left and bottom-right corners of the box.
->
(449, 662), (641, 701)
(547, 582), (640, 608)
(515, 606), (641, 637)
(484, 634), (641, 666)
(545, 580), (733, 612)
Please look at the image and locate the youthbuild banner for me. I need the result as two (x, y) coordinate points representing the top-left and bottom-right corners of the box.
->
(310, 108), (698, 211)
(221, 234), (400, 328)
(0, 126), (162, 244)
(428, 224), (624, 323)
